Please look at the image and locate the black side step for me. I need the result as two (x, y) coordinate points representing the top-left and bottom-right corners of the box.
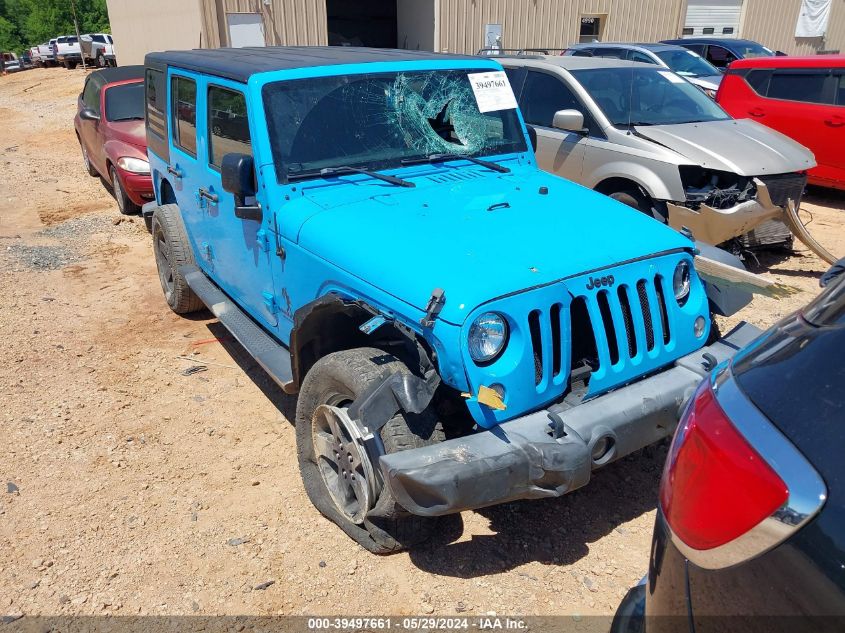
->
(182, 265), (297, 394)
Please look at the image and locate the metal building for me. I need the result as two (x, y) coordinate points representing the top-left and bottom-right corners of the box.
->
(106, 0), (843, 66)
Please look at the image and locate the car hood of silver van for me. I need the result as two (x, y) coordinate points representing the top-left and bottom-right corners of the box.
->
(634, 118), (816, 175)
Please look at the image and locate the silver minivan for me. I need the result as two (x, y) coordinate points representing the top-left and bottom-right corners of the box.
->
(500, 55), (816, 249)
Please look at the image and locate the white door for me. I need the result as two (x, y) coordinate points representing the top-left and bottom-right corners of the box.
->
(227, 13), (266, 48)
(684, 0), (743, 38)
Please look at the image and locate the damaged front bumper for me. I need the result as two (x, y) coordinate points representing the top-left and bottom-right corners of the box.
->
(380, 322), (761, 516)
(666, 178), (783, 246)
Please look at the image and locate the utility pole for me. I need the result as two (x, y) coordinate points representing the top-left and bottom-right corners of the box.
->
(69, 0), (87, 71)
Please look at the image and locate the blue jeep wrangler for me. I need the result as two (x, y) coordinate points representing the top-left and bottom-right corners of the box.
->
(143, 46), (759, 553)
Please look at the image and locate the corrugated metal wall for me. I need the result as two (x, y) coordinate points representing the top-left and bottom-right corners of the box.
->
(436, 0), (689, 53)
(741, 0), (845, 55)
(106, 0), (204, 65)
(199, 0), (327, 48)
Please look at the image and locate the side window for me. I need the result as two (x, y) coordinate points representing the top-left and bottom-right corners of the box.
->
(685, 44), (706, 55)
(835, 74), (845, 106)
(504, 67), (525, 96)
(707, 46), (736, 68)
(767, 71), (830, 104)
(520, 70), (600, 136)
(744, 69), (772, 96)
(146, 68), (167, 138)
(572, 49), (595, 57)
(628, 50), (656, 64)
(208, 86), (252, 169)
(82, 77), (100, 113)
(172, 75), (198, 157)
(593, 48), (625, 59)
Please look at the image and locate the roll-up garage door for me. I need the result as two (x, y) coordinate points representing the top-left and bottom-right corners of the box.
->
(684, 0), (743, 38)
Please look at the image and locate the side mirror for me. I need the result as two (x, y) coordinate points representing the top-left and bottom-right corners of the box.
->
(221, 153), (262, 221)
(526, 125), (537, 153)
(552, 109), (586, 133)
(79, 107), (100, 121)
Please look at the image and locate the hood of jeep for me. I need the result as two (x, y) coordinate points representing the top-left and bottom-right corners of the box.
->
(295, 168), (692, 325)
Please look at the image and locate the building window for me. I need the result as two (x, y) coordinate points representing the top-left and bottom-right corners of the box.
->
(703, 27), (715, 34)
(172, 75), (198, 158)
(723, 27), (735, 34)
(682, 27), (694, 35)
(579, 15), (603, 43)
(208, 86), (252, 169)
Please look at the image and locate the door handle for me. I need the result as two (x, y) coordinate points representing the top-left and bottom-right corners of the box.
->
(748, 107), (765, 117)
(167, 165), (183, 179)
(198, 188), (219, 204)
(825, 116), (845, 127)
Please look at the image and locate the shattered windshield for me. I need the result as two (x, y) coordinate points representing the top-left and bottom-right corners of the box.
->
(262, 69), (526, 182)
(571, 67), (730, 127)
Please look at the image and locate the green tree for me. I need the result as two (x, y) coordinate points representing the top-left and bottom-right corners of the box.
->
(0, 0), (110, 52)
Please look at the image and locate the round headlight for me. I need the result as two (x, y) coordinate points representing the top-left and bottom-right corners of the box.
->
(673, 260), (692, 306)
(468, 312), (509, 363)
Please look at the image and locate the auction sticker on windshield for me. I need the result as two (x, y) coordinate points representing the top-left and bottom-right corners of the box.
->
(467, 71), (518, 113)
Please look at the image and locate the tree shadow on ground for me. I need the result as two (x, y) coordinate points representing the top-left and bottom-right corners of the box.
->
(410, 443), (667, 578)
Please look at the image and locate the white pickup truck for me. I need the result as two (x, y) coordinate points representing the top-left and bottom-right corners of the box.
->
(51, 35), (82, 69)
(30, 43), (56, 67)
(80, 33), (116, 67)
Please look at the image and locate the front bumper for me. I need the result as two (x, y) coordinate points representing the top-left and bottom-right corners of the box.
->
(380, 322), (761, 516)
(666, 179), (784, 246)
(117, 170), (154, 206)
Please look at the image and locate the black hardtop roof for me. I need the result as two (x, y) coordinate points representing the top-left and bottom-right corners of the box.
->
(89, 64), (145, 84)
(145, 46), (482, 83)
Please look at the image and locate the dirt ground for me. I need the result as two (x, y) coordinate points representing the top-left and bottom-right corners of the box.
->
(1, 67), (843, 620)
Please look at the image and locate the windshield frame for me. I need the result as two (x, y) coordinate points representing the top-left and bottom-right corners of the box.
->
(259, 65), (528, 185)
(570, 65), (731, 128)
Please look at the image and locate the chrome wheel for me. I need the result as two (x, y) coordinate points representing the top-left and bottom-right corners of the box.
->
(312, 402), (378, 524)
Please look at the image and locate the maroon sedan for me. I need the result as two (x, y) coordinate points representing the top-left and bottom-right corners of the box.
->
(74, 65), (153, 214)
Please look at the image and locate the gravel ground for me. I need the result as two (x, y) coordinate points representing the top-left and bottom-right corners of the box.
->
(1, 67), (843, 621)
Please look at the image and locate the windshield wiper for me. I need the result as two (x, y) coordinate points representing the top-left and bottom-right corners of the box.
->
(288, 165), (415, 188)
(401, 153), (511, 173)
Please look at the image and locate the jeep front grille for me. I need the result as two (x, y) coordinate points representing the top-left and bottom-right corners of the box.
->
(528, 274), (674, 389)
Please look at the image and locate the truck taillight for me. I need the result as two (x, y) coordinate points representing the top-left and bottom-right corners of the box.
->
(660, 380), (788, 553)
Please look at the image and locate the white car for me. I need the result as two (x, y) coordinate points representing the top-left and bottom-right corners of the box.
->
(52, 35), (82, 69)
(81, 33), (116, 67)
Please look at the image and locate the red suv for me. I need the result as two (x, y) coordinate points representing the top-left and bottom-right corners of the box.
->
(717, 56), (845, 191)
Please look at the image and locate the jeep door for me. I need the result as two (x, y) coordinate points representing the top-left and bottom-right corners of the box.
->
(508, 66), (587, 182)
(199, 81), (281, 330)
(167, 70), (212, 264)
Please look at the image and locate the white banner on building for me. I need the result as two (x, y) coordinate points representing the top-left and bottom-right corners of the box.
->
(795, 0), (832, 38)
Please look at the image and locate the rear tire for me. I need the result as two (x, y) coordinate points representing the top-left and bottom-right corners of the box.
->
(296, 348), (444, 554)
(110, 166), (139, 215)
(151, 204), (203, 314)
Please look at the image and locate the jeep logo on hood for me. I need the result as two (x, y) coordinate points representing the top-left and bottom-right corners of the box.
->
(585, 275), (615, 290)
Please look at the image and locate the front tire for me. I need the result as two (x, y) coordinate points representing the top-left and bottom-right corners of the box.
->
(296, 348), (444, 554)
(151, 204), (203, 314)
(609, 188), (667, 223)
(80, 138), (98, 177)
(110, 166), (140, 215)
